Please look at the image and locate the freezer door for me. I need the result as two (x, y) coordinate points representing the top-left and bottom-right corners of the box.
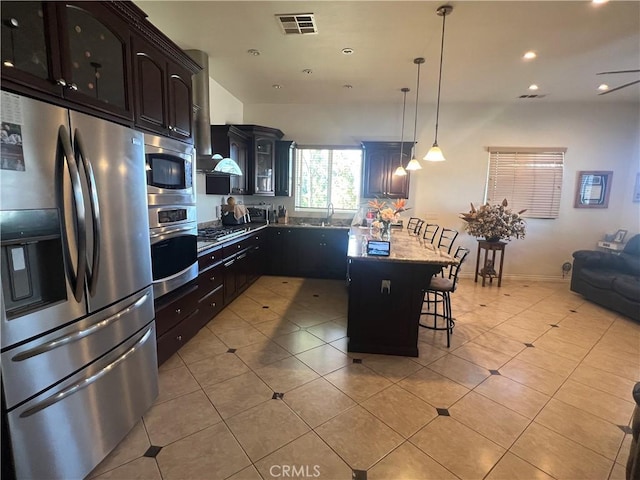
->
(0, 93), (87, 348)
(7, 322), (158, 480)
(69, 110), (152, 313)
(1, 286), (154, 409)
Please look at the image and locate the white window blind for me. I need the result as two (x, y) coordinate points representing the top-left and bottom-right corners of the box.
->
(295, 147), (362, 211)
(486, 147), (566, 219)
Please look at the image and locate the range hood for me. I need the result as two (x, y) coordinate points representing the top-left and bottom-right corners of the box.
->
(186, 49), (243, 176)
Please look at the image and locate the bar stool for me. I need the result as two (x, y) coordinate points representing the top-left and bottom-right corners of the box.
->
(407, 217), (421, 234)
(437, 228), (459, 254)
(420, 247), (469, 348)
(422, 224), (440, 244)
(413, 219), (425, 236)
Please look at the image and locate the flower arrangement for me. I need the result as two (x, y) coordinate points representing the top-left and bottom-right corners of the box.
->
(368, 198), (409, 239)
(460, 199), (526, 241)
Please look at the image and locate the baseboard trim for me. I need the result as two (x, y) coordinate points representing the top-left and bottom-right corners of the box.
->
(458, 273), (570, 283)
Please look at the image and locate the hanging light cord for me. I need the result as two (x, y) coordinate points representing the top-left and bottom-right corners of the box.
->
(434, 9), (447, 145)
(412, 59), (423, 158)
(400, 88), (408, 162)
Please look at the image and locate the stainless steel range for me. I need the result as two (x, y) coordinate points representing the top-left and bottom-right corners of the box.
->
(198, 225), (252, 243)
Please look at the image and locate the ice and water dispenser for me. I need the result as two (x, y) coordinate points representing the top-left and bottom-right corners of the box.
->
(1, 209), (66, 319)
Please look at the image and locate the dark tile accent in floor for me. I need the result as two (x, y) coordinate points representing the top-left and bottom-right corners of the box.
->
(143, 446), (162, 458)
(619, 425), (633, 434)
(524, 343), (535, 347)
(313, 294), (319, 297)
(227, 348), (237, 353)
(436, 408), (450, 416)
(262, 306), (269, 308)
(489, 370), (501, 375)
(352, 469), (367, 480)
(504, 293), (511, 296)
(282, 281), (288, 284)
(550, 324), (559, 328)
(480, 304), (487, 307)
(272, 392), (285, 400)
(352, 358), (363, 364)
(570, 309), (577, 313)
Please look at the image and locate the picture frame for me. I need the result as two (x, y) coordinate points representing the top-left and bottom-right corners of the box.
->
(613, 229), (627, 243)
(574, 170), (613, 208)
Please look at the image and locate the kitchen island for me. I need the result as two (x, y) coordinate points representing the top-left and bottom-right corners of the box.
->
(347, 227), (458, 356)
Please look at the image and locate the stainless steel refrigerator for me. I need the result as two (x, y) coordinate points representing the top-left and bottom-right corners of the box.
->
(0, 92), (158, 479)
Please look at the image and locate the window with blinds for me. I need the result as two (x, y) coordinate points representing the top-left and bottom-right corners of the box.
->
(485, 147), (566, 219)
(295, 147), (363, 211)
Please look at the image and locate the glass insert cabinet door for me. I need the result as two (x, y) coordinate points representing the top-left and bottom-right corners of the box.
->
(255, 137), (275, 195)
(64, 4), (126, 110)
(1, 2), (49, 80)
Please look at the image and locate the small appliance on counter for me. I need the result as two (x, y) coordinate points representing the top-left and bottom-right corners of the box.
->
(221, 197), (250, 225)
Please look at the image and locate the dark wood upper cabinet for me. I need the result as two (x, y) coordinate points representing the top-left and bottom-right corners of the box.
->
(362, 141), (413, 199)
(1, 1), (200, 137)
(132, 37), (166, 131)
(0, 2), (62, 97)
(211, 125), (250, 194)
(236, 125), (284, 196)
(275, 140), (295, 197)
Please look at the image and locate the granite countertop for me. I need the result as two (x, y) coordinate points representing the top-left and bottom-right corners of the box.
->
(347, 227), (458, 265)
(269, 222), (350, 230)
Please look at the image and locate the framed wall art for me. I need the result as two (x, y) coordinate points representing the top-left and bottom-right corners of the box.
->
(574, 171), (613, 208)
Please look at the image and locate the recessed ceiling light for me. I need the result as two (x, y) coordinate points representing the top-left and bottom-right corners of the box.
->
(523, 51), (537, 60)
(592, 0), (609, 4)
(341, 48), (354, 55)
(529, 84), (539, 91)
(598, 84), (609, 91)
(302, 69), (313, 74)
(343, 84), (353, 89)
(272, 84), (282, 89)
(247, 49), (260, 56)
(3, 60), (14, 67)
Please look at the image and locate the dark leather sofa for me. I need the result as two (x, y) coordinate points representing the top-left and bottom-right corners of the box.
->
(571, 234), (640, 321)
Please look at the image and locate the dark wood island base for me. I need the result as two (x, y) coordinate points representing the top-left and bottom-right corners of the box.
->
(345, 228), (458, 357)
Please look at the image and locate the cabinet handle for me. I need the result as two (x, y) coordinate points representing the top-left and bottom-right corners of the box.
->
(176, 335), (183, 341)
(7, 18), (19, 28)
(168, 125), (174, 131)
(210, 276), (216, 282)
(68, 83), (78, 91)
(175, 308), (181, 314)
(237, 244), (241, 249)
(210, 302), (216, 307)
(210, 255), (216, 260)
(56, 78), (67, 87)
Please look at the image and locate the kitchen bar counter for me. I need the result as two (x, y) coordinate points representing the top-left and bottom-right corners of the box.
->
(347, 227), (459, 357)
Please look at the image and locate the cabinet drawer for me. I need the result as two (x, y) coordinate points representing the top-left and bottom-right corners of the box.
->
(154, 283), (201, 337)
(198, 245), (223, 271)
(195, 284), (224, 330)
(197, 262), (224, 291)
(222, 236), (251, 258)
(156, 309), (201, 366)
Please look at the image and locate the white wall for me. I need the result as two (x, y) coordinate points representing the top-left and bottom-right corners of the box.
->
(244, 101), (640, 279)
(195, 78), (244, 224)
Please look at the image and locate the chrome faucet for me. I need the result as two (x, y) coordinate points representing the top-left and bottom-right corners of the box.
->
(326, 202), (335, 224)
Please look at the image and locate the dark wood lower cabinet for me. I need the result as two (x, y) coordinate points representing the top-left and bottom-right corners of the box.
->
(347, 259), (442, 357)
(155, 229), (265, 366)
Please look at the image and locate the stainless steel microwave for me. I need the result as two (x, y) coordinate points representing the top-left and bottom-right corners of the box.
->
(144, 134), (194, 200)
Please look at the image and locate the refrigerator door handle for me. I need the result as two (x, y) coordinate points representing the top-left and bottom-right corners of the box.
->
(74, 128), (101, 296)
(18, 325), (154, 418)
(56, 125), (87, 302)
(10, 290), (151, 362)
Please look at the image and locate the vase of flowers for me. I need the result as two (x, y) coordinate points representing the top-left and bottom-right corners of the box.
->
(368, 198), (408, 240)
(460, 199), (526, 242)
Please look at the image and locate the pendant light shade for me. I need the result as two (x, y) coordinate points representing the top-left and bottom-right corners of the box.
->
(406, 57), (424, 171)
(393, 87), (410, 176)
(424, 5), (453, 162)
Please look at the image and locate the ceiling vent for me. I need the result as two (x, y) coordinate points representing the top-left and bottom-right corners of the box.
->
(275, 13), (318, 35)
(518, 94), (547, 99)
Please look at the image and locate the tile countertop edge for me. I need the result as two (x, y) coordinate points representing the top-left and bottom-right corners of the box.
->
(347, 228), (458, 265)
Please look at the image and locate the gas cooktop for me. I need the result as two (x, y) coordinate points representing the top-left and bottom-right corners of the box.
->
(197, 226), (250, 243)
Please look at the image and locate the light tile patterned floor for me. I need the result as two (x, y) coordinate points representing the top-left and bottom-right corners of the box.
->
(90, 276), (639, 480)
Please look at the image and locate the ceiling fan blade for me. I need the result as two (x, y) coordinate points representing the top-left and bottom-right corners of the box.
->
(597, 69), (640, 75)
(598, 79), (640, 95)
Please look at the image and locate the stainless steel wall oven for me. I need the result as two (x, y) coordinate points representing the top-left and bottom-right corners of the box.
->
(145, 134), (198, 299)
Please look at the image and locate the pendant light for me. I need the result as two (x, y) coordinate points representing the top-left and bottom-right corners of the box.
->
(393, 87), (410, 176)
(406, 57), (424, 171)
(424, 5), (453, 162)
